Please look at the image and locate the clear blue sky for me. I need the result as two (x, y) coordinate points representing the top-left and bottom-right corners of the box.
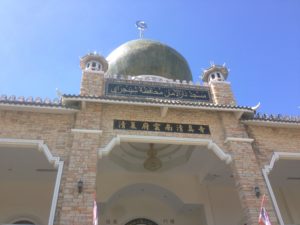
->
(0, 0), (299, 115)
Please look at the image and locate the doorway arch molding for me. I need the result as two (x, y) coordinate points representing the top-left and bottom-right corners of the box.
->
(0, 138), (64, 225)
(262, 152), (300, 225)
(124, 218), (159, 225)
(8, 216), (39, 225)
(104, 182), (184, 209)
(98, 135), (232, 164)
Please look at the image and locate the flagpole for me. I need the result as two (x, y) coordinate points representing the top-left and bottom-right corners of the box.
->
(93, 192), (98, 225)
(259, 194), (272, 225)
(260, 194), (266, 209)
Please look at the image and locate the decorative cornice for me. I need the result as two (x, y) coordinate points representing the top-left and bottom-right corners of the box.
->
(0, 95), (78, 114)
(0, 138), (61, 168)
(0, 102), (78, 114)
(243, 113), (300, 122)
(263, 152), (300, 175)
(224, 137), (254, 144)
(242, 120), (300, 128)
(62, 95), (254, 114)
(1, 95), (61, 105)
(242, 112), (300, 128)
(262, 152), (300, 225)
(99, 135), (232, 164)
(0, 138), (64, 225)
(71, 128), (103, 135)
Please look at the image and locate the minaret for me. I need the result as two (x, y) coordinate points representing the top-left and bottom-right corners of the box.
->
(202, 64), (236, 105)
(80, 52), (108, 96)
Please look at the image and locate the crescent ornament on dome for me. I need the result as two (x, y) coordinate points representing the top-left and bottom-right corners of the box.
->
(135, 20), (148, 38)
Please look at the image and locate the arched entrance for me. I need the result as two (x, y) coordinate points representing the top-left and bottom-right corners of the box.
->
(263, 152), (300, 225)
(13, 220), (35, 224)
(0, 138), (63, 225)
(96, 135), (243, 225)
(124, 218), (158, 225)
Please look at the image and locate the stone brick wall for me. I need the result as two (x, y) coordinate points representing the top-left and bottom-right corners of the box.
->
(0, 110), (75, 225)
(80, 71), (104, 96)
(0, 110), (74, 160)
(246, 125), (300, 167)
(57, 132), (100, 225)
(246, 124), (300, 225)
(56, 103), (102, 225)
(218, 112), (279, 225)
(97, 105), (281, 225)
(99, 104), (227, 149)
(1, 102), (299, 225)
(210, 81), (236, 105)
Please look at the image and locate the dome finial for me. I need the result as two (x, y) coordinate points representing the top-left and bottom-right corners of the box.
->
(135, 20), (148, 39)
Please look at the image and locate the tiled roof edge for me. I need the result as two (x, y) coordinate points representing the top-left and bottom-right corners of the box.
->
(62, 94), (253, 111)
(0, 95), (77, 110)
(242, 113), (300, 124)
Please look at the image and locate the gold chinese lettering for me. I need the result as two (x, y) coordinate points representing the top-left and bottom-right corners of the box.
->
(165, 123), (173, 132)
(141, 122), (149, 130)
(176, 124), (183, 132)
(188, 124), (194, 133)
(198, 125), (205, 134)
(153, 123), (161, 131)
(114, 120), (209, 135)
(119, 120), (126, 129)
(130, 121), (137, 129)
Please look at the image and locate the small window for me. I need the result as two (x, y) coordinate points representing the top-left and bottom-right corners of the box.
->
(211, 74), (215, 79)
(217, 73), (221, 78)
(86, 61), (101, 71)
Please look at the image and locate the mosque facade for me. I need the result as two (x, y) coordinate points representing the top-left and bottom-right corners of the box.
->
(0, 39), (299, 225)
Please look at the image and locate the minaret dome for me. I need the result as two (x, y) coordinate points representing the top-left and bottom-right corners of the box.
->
(80, 52), (108, 73)
(202, 64), (228, 84)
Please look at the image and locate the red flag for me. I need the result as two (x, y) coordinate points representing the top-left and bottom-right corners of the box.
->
(93, 198), (98, 225)
(258, 194), (272, 225)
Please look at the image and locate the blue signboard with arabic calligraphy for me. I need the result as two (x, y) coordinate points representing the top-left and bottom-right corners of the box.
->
(105, 80), (211, 102)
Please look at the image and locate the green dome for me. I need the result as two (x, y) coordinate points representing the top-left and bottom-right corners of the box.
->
(106, 39), (192, 81)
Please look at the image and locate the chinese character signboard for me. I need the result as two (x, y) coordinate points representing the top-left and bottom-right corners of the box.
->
(114, 120), (210, 135)
(105, 80), (211, 102)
